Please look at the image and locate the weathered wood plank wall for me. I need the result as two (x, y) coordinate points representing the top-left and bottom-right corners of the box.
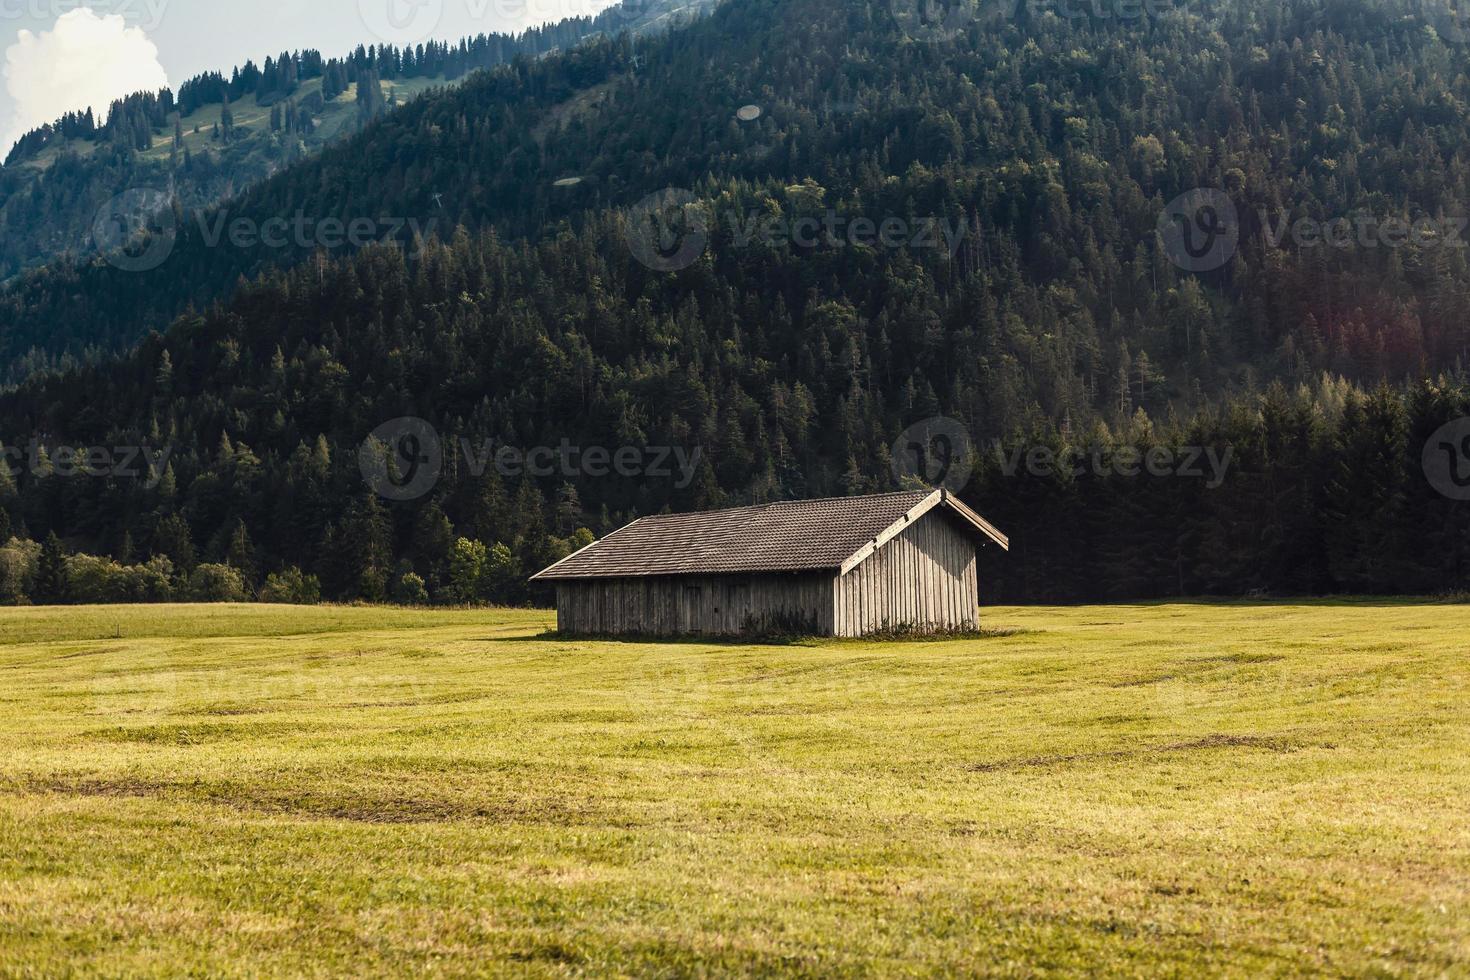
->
(555, 572), (835, 637)
(833, 512), (978, 637)
(553, 511), (981, 638)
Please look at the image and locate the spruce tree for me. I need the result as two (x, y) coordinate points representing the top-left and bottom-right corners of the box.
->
(35, 532), (68, 605)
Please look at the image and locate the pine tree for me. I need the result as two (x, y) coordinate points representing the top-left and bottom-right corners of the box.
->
(469, 471), (511, 544)
(352, 492), (392, 601)
(225, 519), (257, 587)
(152, 513), (196, 574)
(35, 532), (68, 605)
(555, 483), (583, 535)
(410, 499), (454, 590)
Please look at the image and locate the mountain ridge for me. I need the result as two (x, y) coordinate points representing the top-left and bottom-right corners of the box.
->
(0, 0), (1468, 602)
(0, 0), (719, 290)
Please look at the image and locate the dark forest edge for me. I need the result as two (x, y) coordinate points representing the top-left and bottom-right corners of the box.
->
(3, 0), (1470, 604)
(2, 366), (1467, 605)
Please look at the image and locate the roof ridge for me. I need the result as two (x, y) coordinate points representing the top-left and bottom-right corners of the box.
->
(631, 489), (931, 524)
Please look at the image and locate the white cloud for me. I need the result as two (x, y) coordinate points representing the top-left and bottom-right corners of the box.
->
(2, 9), (168, 158)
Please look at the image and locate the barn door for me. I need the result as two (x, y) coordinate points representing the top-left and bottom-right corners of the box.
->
(728, 581), (751, 635)
(679, 584), (703, 634)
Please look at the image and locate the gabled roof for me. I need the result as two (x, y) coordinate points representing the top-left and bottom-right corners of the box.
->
(531, 489), (1008, 582)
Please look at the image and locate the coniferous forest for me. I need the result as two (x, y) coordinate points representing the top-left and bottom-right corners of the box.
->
(0, 0), (712, 289)
(2, 0), (1470, 604)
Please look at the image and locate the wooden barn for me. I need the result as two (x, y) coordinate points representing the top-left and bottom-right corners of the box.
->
(531, 489), (1009, 638)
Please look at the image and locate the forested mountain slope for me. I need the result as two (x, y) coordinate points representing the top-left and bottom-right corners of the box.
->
(4, 0), (1469, 384)
(0, 0), (715, 295)
(1, 0), (1469, 604)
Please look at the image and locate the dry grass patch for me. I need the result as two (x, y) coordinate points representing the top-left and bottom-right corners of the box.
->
(0, 600), (1465, 976)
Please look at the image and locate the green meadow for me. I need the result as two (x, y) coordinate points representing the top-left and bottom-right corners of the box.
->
(0, 601), (1465, 976)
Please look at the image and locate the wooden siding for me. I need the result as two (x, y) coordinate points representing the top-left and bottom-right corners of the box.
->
(555, 572), (835, 637)
(833, 511), (979, 637)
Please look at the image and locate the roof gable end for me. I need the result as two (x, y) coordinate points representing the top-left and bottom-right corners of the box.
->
(838, 489), (1009, 576)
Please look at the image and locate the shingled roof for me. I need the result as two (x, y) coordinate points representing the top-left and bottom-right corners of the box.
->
(532, 489), (1008, 581)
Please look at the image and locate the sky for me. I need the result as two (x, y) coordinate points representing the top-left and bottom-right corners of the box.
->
(0, 0), (621, 156)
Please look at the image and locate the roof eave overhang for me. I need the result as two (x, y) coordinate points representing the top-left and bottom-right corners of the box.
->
(531, 490), (1010, 583)
(529, 517), (642, 582)
(532, 565), (841, 582)
(942, 489), (1011, 552)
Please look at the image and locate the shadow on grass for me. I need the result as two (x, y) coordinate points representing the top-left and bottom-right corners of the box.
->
(992, 594), (1470, 608)
(487, 627), (1035, 647)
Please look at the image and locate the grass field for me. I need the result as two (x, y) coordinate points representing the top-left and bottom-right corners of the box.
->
(1, 601), (1466, 976)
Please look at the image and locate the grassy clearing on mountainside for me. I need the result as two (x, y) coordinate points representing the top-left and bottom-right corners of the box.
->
(0, 600), (1465, 975)
(12, 76), (446, 172)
